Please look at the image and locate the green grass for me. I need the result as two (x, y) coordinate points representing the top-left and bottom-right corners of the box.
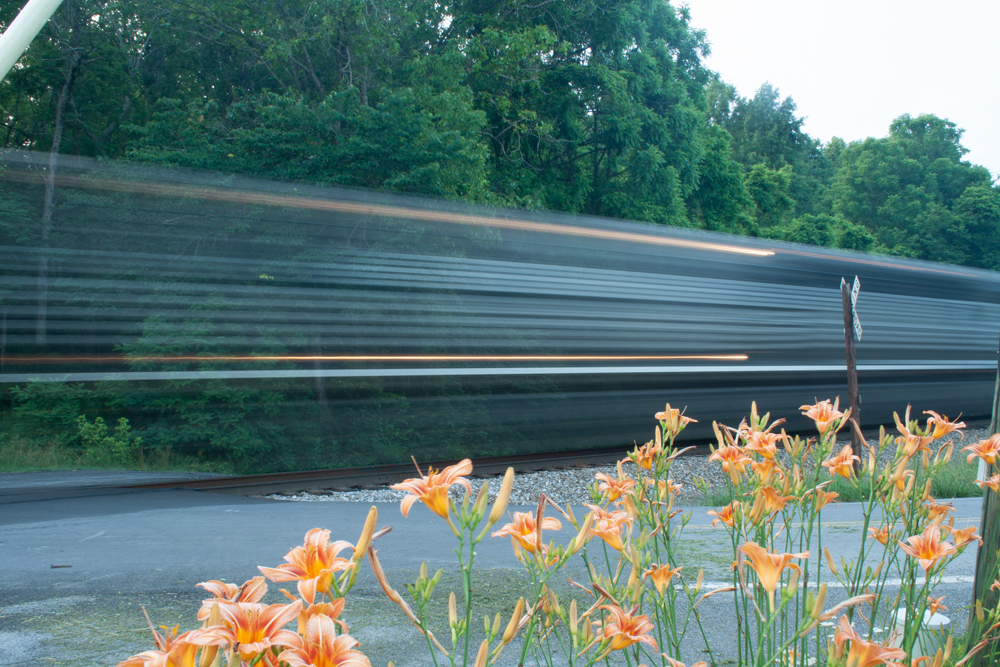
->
(0, 419), (233, 474)
(698, 447), (982, 507)
(828, 450), (982, 502)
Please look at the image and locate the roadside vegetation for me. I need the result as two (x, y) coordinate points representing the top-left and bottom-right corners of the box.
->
(113, 402), (1000, 667)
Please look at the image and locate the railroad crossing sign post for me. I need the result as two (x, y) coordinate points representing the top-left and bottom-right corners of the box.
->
(841, 277), (862, 467)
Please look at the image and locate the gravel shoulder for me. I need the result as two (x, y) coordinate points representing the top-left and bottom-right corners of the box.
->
(263, 427), (991, 507)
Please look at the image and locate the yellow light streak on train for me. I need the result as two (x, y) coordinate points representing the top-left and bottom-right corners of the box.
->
(1, 171), (774, 257)
(5, 354), (750, 364)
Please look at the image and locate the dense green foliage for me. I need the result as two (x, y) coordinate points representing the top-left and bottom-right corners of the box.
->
(2, 0), (998, 473)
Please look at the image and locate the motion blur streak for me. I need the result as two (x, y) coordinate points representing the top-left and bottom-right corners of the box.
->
(1, 151), (998, 471)
(1, 354), (751, 364)
(1, 169), (775, 257)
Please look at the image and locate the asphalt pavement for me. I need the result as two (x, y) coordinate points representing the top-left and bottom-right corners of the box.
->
(0, 470), (986, 667)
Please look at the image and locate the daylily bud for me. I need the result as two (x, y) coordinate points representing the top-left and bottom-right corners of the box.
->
(810, 583), (828, 619)
(569, 599), (578, 636)
(199, 603), (222, 667)
(492, 612), (502, 639)
(695, 568), (704, 593)
(569, 512), (595, 554)
(565, 503), (577, 528)
(783, 568), (800, 602)
(473, 639), (489, 667)
(420, 561), (428, 580)
(824, 547), (838, 576)
(473, 481), (490, 518)
(488, 468), (515, 525)
(502, 598), (525, 644)
(354, 506), (378, 560)
(448, 592), (457, 627)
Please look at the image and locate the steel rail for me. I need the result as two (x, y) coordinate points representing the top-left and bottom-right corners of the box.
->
(125, 445), (670, 496)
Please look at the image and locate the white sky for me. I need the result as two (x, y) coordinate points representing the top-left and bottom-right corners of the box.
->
(682, 0), (1000, 181)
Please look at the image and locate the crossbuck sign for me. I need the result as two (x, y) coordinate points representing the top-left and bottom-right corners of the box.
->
(842, 276), (862, 341)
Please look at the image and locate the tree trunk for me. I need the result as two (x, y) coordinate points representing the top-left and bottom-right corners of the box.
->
(36, 0), (82, 347)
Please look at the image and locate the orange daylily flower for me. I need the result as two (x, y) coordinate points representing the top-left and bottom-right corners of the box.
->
(199, 601), (303, 660)
(709, 444), (752, 484)
(259, 529), (355, 604)
(963, 434), (1000, 467)
(745, 430), (784, 460)
(950, 526), (982, 549)
(832, 616), (906, 667)
(280, 614), (371, 667)
(992, 579), (1000, 593)
(585, 503), (633, 552)
(868, 526), (890, 546)
(822, 445), (859, 479)
(894, 406), (934, 458)
(811, 484), (840, 510)
(390, 459), (473, 518)
(800, 399), (846, 435)
(655, 404), (697, 438)
(117, 636), (202, 667)
(645, 477), (682, 501)
(197, 577), (267, 620)
(280, 592), (347, 635)
(118, 624), (227, 667)
(707, 501), (739, 527)
(491, 511), (561, 554)
(595, 461), (636, 503)
(629, 440), (661, 471)
(927, 596), (948, 616)
(751, 458), (782, 485)
(899, 525), (957, 571)
(924, 411), (965, 440)
(643, 564), (683, 595)
(739, 542), (809, 609)
(975, 474), (1000, 493)
(756, 486), (794, 515)
(924, 498), (955, 523)
(665, 659), (708, 667)
(595, 604), (658, 653)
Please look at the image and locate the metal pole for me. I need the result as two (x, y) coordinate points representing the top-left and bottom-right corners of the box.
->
(0, 0), (64, 83)
(968, 330), (1000, 667)
(841, 279), (861, 462)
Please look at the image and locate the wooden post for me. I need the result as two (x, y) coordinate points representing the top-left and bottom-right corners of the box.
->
(968, 330), (1000, 667)
(841, 279), (861, 463)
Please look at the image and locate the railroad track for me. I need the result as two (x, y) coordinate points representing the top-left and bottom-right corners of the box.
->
(125, 416), (992, 497)
(125, 445), (680, 496)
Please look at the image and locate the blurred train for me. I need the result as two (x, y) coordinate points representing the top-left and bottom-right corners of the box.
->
(1, 151), (997, 470)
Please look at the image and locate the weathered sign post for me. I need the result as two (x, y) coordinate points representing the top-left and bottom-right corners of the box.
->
(841, 277), (862, 463)
(968, 330), (1000, 667)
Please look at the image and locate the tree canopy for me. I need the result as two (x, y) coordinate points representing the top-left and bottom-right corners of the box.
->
(2, 0), (997, 268)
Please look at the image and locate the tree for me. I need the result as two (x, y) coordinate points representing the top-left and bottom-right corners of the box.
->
(832, 114), (998, 267)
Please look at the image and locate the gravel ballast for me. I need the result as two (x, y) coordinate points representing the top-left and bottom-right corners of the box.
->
(264, 425), (990, 506)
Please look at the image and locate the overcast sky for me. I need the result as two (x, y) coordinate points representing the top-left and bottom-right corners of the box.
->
(682, 0), (1000, 180)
